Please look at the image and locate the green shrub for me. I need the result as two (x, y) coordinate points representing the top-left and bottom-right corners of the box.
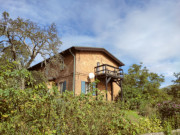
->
(136, 117), (163, 134)
(138, 103), (158, 117)
(157, 101), (180, 129)
(0, 62), (164, 135)
(0, 88), (164, 135)
(157, 101), (180, 117)
(163, 121), (172, 135)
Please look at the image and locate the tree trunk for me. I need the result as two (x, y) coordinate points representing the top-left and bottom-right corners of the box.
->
(21, 77), (25, 90)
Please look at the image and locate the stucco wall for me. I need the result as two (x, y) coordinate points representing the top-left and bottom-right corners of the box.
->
(75, 51), (121, 100)
(55, 54), (74, 91)
(38, 50), (122, 101)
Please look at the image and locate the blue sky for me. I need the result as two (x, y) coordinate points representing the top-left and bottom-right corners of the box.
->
(1, 0), (180, 87)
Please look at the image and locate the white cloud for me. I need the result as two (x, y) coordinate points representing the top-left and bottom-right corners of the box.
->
(87, 0), (180, 85)
(61, 0), (180, 87)
(116, 1), (180, 76)
(1, 0), (179, 87)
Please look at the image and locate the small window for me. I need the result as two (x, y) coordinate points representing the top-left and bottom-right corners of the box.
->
(59, 82), (63, 93)
(58, 81), (66, 93)
(81, 81), (96, 95)
(103, 65), (105, 73)
(97, 62), (100, 66)
(97, 62), (100, 74)
(85, 82), (91, 94)
(60, 61), (65, 70)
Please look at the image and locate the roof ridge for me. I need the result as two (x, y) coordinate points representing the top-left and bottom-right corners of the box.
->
(72, 46), (104, 49)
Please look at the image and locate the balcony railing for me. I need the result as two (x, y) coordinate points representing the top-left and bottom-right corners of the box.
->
(94, 64), (123, 78)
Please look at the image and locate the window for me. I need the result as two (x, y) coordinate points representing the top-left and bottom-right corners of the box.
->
(103, 65), (105, 73)
(60, 60), (65, 70)
(85, 82), (91, 94)
(81, 81), (96, 95)
(97, 62), (100, 73)
(58, 81), (66, 93)
(97, 62), (100, 66)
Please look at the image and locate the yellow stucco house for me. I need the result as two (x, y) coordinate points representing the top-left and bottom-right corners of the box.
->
(29, 46), (124, 101)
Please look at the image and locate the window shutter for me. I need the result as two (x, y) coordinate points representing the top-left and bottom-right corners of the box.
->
(81, 81), (86, 94)
(92, 82), (96, 96)
(63, 81), (66, 92)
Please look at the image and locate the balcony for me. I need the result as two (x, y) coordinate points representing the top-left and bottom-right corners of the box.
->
(94, 64), (124, 101)
(94, 64), (123, 79)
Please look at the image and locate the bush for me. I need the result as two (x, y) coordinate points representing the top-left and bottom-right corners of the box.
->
(157, 101), (180, 129)
(0, 88), (164, 135)
(135, 117), (163, 134)
(163, 121), (172, 135)
(0, 62), (164, 135)
(138, 103), (157, 117)
(157, 101), (180, 118)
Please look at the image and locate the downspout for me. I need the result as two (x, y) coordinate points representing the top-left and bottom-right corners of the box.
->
(120, 66), (123, 101)
(69, 49), (75, 96)
(120, 79), (123, 101)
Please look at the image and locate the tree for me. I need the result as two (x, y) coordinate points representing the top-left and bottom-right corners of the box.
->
(172, 72), (180, 85)
(124, 63), (164, 91)
(122, 63), (167, 109)
(0, 11), (62, 69)
(0, 12), (63, 89)
(164, 72), (180, 100)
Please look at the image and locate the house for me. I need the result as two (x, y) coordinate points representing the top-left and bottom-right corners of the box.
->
(29, 46), (124, 101)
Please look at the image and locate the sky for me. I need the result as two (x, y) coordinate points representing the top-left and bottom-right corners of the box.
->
(0, 0), (180, 87)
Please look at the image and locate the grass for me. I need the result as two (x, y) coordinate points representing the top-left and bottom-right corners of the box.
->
(122, 110), (144, 123)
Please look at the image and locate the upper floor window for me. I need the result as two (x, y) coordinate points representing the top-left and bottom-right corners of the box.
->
(60, 60), (65, 70)
(97, 62), (100, 73)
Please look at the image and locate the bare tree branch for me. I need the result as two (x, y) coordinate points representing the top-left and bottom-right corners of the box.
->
(23, 39), (32, 55)
(7, 31), (16, 61)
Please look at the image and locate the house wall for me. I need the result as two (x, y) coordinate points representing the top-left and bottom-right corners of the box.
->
(30, 49), (122, 101)
(55, 54), (74, 91)
(30, 54), (74, 92)
(75, 51), (121, 101)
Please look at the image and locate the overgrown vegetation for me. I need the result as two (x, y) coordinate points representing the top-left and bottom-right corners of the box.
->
(0, 11), (179, 135)
(0, 61), (179, 135)
(122, 63), (180, 134)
